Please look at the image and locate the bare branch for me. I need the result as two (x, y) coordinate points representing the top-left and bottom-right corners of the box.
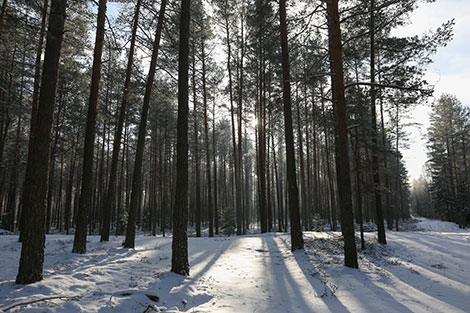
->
(3, 296), (81, 312)
(344, 81), (432, 94)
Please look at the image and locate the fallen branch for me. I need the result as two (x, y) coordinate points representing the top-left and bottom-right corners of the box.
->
(3, 296), (80, 312)
(142, 304), (160, 313)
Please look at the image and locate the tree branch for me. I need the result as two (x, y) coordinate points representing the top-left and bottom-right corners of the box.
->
(3, 296), (81, 312)
(344, 81), (432, 94)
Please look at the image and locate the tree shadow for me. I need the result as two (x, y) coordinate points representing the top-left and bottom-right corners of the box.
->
(362, 237), (470, 311)
(257, 236), (340, 312)
(276, 235), (416, 313)
(98, 237), (235, 312)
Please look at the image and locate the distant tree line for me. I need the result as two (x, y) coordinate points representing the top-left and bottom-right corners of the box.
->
(412, 94), (470, 228)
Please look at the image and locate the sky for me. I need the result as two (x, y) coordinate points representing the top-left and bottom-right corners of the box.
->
(394, 0), (470, 181)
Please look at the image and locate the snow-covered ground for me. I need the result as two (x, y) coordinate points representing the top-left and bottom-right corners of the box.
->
(0, 217), (469, 312)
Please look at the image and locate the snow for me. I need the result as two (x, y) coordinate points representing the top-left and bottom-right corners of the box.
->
(0, 218), (469, 312)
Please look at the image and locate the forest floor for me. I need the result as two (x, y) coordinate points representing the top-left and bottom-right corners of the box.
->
(0, 217), (469, 313)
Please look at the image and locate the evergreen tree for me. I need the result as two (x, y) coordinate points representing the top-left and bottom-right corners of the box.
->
(16, 0), (67, 284)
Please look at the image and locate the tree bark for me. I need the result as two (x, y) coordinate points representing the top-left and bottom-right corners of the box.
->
(64, 140), (76, 235)
(351, 128), (365, 250)
(73, 0), (107, 254)
(28, 0), (48, 148)
(16, 0), (66, 284)
(200, 23), (213, 238)
(0, 0), (7, 40)
(295, 88), (307, 231)
(280, 0), (303, 251)
(369, 0), (387, 244)
(213, 99), (219, 235)
(394, 101), (400, 231)
(171, 0), (191, 276)
(238, 5), (245, 235)
(124, 0), (166, 248)
(326, 0), (358, 268)
(192, 53), (201, 237)
(101, 0), (141, 242)
(257, 52), (268, 234)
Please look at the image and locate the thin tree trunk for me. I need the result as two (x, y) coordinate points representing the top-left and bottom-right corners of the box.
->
(369, 0), (387, 244)
(257, 51), (268, 234)
(124, 0), (166, 248)
(305, 91), (312, 229)
(64, 141), (76, 235)
(223, 5), (241, 236)
(101, 0), (141, 242)
(200, 24), (213, 238)
(273, 133), (283, 232)
(238, 5), (245, 235)
(351, 128), (365, 250)
(73, 0), (107, 254)
(266, 112), (272, 232)
(394, 102), (400, 231)
(4, 48), (25, 232)
(378, 58), (392, 230)
(0, 41), (15, 181)
(46, 95), (64, 233)
(295, 87), (307, 231)
(0, 0), (7, 40)
(213, 99), (219, 235)
(192, 53), (201, 237)
(28, 0), (48, 148)
(116, 126), (127, 234)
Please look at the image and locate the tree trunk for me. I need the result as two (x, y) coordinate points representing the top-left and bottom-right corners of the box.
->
(64, 141), (76, 235)
(295, 88), (307, 231)
(238, 5), (245, 235)
(4, 48), (25, 232)
(380, 106), (393, 230)
(0, 0), (7, 40)
(200, 24), (213, 238)
(16, 0), (66, 284)
(73, 0), (107, 254)
(280, 0), (303, 251)
(171, 0), (191, 276)
(351, 128), (365, 250)
(369, 0), (387, 244)
(124, 0), (166, 248)
(257, 51), (268, 234)
(223, 6), (241, 236)
(326, 0), (358, 268)
(192, 54), (201, 237)
(101, 0), (141, 242)
(213, 99), (219, 235)
(28, 0), (48, 149)
(394, 102), (400, 231)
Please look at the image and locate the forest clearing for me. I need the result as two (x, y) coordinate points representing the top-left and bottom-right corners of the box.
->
(1, 218), (469, 312)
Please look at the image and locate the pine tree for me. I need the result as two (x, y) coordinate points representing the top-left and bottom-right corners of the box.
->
(16, 0), (67, 284)
(124, 0), (167, 249)
(101, 0), (141, 242)
(73, 0), (107, 254)
(326, 0), (358, 269)
(279, 0), (303, 251)
(171, 0), (191, 276)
